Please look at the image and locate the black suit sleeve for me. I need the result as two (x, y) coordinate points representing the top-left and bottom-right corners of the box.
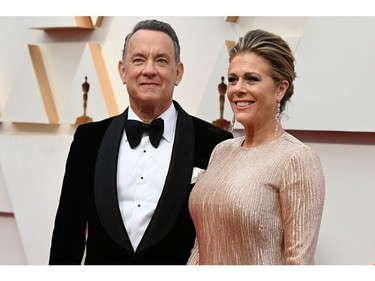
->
(192, 117), (233, 169)
(49, 126), (88, 265)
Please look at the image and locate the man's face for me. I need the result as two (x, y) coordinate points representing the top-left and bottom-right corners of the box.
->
(118, 29), (184, 112)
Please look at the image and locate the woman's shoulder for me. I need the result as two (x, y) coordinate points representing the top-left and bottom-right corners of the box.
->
(215, 136), (244, 150)
(282, 132), (310, 150)
(281, 132), (321, 161)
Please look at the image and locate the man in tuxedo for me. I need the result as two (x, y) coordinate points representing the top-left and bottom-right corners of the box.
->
(49, 19), (233, 265)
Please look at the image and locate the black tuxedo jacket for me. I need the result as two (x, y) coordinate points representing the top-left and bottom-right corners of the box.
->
(49, 100), (233, 265)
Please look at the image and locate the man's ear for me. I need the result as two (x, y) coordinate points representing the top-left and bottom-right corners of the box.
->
(175, 62), (184, 86)
(118, 60), (126, 84)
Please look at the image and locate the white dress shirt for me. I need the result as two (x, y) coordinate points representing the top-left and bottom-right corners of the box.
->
(117, 103), (177, 251)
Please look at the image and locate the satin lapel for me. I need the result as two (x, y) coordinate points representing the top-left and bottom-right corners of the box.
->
(94, 109), (134, 252)
(137, 101), (195, 253)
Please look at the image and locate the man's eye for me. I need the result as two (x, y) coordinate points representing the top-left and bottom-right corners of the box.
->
(157, 59), (168, 64)
(133, 58), (143, 64)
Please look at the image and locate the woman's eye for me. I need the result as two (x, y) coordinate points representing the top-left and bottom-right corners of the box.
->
(228, 77), (237, 84)
(247, 76), (259, 82)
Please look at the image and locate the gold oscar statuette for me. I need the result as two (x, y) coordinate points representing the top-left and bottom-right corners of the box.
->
(212, 76), (230, 131)
(75, 76), (93, 126)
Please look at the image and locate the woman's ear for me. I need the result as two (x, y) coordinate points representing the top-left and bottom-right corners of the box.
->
(278, 80), (289, 100)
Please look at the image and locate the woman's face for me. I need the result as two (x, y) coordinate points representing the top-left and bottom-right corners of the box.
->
(227, 52), (287, 132)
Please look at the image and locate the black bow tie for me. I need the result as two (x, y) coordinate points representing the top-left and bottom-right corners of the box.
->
(125, 118), (164, 149)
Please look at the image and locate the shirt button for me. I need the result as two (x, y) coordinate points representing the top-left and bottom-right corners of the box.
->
(138, 204), (141, 207)
(143, 150), (146, 153)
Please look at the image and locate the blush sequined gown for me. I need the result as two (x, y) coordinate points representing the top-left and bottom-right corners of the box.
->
(188, 132), (325, 265)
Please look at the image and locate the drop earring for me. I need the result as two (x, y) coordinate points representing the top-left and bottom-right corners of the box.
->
(229, 114), (236, 133)
(275, 100), (281, 132)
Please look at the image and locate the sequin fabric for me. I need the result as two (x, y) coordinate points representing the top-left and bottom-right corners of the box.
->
(187, 132), (325, 265)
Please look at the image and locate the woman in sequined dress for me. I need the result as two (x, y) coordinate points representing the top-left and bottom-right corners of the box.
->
(187, 29), (325, 265)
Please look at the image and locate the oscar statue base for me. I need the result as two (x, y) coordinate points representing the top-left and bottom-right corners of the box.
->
(75, 115), (93, 126)
(212, 118), (231, 131)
